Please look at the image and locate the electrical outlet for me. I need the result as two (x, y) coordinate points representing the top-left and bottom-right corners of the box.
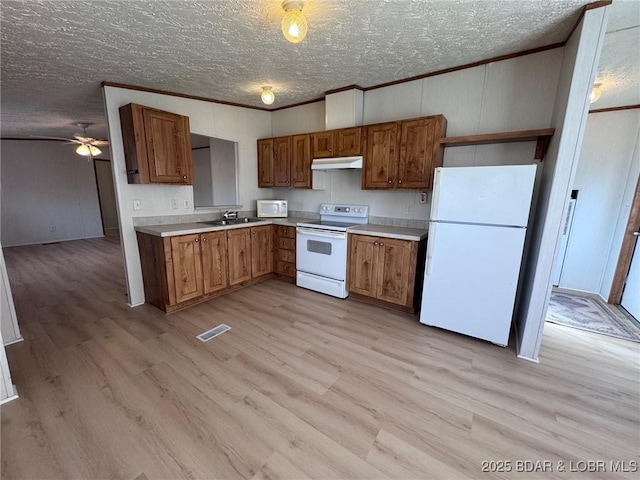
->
(419, 192), (427, 204)
(183, 199), (190, 209)
(49, 225), (56, 232)
(133, 199), (142, 211)
(171, 199), (179, 210)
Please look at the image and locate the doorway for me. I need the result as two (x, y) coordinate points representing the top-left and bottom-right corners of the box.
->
(93, 159), (119, 237)
(610, 176), (640, 324)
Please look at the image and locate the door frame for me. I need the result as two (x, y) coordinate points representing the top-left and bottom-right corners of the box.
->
(609, 176), (640, 304)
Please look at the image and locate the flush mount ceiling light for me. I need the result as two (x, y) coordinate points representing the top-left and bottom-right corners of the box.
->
(281, 0), (307, 43)
(261, 86), (275, 105)
(590, 83), (602, 103)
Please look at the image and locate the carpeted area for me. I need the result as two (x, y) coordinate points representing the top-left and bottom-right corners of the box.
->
(546, 291), (640, 343)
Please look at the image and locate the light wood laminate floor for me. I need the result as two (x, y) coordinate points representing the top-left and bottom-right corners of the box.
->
(2, 236), (639, 479)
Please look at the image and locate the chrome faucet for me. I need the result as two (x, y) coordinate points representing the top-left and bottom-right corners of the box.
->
(223, 210), (238, 220)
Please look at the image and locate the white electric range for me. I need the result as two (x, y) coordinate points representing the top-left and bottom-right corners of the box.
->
(296, 204), (369, 298)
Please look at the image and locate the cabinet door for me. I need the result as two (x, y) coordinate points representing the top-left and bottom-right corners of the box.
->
(376, 238), (416, 306)
(227, 228), (252, 286)
(312, 132), (334, 158)
(348, 234), (379, 298)
(335, 127), (362, 156)
(201, 231), (229, 294)
(251, 225), (273, 277)
(291, 134), (312, 188)
(398, 117), (439, 189)
(273, 136), (292, 187)
(170, 234), (203, 304)
(363, 122), (398, 189)
(142, 107), (192, 184)
(257, 139), (274, 187)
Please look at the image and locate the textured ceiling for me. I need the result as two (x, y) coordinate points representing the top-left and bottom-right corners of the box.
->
(0, 0), (635, 140)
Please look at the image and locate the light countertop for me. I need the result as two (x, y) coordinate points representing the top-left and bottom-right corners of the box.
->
(135, 217), (307, 237)
(135, 217), (427, 241)
(348, 224), (428, 241)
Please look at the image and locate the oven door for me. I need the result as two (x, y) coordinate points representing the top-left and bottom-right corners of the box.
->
(296, 227), (347, 280)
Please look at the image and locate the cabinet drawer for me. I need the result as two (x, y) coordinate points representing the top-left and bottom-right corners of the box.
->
(276, 261), (296, 277)
(275, 225), (296, 238)
(277, 237), (295, 250)
(277, 249), (295, 263)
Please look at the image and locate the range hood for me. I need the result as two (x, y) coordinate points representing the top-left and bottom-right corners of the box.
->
(311, 156), (363, 170)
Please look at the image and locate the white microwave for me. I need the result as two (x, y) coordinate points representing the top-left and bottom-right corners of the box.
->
(257, 200), (288, 218)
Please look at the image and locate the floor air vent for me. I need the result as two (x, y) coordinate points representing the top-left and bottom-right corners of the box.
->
(196, 324), (231, 342)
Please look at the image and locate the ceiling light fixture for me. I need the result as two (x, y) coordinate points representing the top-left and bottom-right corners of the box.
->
(76, 144), (101, 156)
(261, 86), (275, 105)
(590, 83), (602, 103)
(281, 1), (307, 43)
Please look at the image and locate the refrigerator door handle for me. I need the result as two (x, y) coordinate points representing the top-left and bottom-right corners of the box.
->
(425, 222), (436, 276)
(430, 168), (442, 221)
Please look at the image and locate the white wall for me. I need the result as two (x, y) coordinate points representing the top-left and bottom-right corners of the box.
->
(103, 86), (272, 306)
(211, 138), (238, 206)
(1, 140), (103, 246)
(94, 160), (119, 230)
(273, 49), (564, 222)
(558, 109), (640, 295)
(515, 7), (609, 361)
(601, 111), (640, 299)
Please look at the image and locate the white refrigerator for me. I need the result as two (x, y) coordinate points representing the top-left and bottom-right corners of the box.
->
(419, 164), (537, 346)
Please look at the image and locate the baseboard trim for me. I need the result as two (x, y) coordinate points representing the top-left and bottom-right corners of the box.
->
(517, 353), (540, 363)
(127, 301), (145, 308)
(3, 336), (24, 346)
(0, 390), (19, 405)
(552, 286), (601, 299)
(3, 235), (106, 248)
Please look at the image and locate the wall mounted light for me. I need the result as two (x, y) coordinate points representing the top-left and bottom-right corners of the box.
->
(261, 86), (275, 105)
(590, 83), (602, 103)
(281, 1), (307, 43)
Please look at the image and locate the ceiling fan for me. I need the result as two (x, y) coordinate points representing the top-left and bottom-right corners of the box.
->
(32, 123), (109, 160)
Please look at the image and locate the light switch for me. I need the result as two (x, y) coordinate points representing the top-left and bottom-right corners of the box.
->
(171, 199), (179, 209)
(133, 199), (142, 211)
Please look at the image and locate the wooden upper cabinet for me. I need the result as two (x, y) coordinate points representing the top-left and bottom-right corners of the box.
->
(227, 228), (252, 286)
(251, 225), (273, 278)
(362, 122), (399, 189)
(312, 131), (334, 158)
(200, 231), (229, 295)
(291, 134), (312, 188)
(335, 127), (362, 156)
(120, 103), (192, 185)
(273, 136), (292, 187)
(398, 116), (447, 189)
(257, 138), (275, 187)
(312, 128), (362, 158)
(170, 234), (203, 304)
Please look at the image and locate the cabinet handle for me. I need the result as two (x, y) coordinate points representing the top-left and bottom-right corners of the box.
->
(195, 238), (199, 243)
(388, 180), (392, 184)
(374, 242), (378, 246)
(202, 237), (207, 242)
(398, 180), (402, 184)
(182, 175), (187, 180)
(380, 242), (384, 246)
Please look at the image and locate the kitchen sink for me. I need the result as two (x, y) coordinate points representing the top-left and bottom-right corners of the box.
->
(199, 218), (262, 226)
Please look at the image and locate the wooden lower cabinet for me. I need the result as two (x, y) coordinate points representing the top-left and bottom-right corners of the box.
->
(201, 231), (228, 294)
(251, 225), (273, 278)
(274, 225), (296, 279)
(348, 233), (421, 312)
(227, 228), (252, 286)
(137, 226), (273, 313)
(170, 234), (204, 304)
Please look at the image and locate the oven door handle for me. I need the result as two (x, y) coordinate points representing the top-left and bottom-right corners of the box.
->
(296, 227), (346, 239)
